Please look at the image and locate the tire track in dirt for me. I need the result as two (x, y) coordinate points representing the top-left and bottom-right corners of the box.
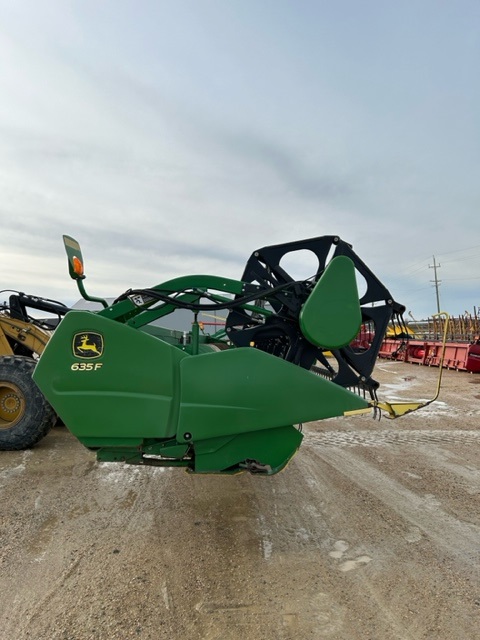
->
(296, 444), (480, 640)
(305, 428), (480, 448)
(2, 454), (178, 640)
(309, 445), (480, 569)
(250, 453), (428, 640)
(414, 443), (480, 494)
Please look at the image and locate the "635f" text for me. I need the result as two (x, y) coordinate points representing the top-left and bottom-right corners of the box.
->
(71, 362), (103, 371)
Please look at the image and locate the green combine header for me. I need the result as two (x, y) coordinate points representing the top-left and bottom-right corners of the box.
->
(34, 235), (408, 475)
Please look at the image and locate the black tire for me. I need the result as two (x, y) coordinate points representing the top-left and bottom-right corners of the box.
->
(0, 356), (56, 450)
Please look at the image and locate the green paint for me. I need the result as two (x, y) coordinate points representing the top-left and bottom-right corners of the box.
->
(32, 235), (375, 476)
(300, 256), (361, 349)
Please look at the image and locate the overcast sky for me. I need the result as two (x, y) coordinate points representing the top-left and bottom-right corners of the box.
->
(1, 0), (479, 321)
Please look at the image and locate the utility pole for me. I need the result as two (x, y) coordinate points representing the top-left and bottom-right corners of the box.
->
(429, 255), (441, 313)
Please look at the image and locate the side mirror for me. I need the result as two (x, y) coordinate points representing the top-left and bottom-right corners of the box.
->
(63, 235), (85, 280)
(62, 235), (108, 308)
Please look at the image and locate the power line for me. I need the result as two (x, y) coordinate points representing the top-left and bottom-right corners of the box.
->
(404, 243), (480, 274)
(403, 263), (430, 276)
(393, 284), (432, 294)
(435, 243), (480, 258)
(443, 276), (480, 282)
(401, 259), (430, 276)
(442, 253), (480, 265)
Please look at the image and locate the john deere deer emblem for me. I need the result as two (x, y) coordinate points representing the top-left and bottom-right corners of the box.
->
(73, 332), (104, 359)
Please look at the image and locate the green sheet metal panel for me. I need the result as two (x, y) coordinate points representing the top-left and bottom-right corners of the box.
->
(299, 255), (362, 349)
(192, 426), (303, 474)
(177, 347), (369, 442)
(33, 311), (188, 444)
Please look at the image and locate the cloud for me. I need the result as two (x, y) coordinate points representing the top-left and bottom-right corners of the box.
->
(0, 1), (479, 320)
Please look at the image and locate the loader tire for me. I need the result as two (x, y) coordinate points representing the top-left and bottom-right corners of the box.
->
(0, 356), (56, 450)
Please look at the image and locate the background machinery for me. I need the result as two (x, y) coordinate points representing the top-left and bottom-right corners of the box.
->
(34, 234), (408, 475)
(0, 292), (69, 449)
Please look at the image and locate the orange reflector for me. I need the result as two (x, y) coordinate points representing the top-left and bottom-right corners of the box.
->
(73, 256), (84, 276)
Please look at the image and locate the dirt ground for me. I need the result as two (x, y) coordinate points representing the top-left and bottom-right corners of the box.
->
(1, 360), (479, 640)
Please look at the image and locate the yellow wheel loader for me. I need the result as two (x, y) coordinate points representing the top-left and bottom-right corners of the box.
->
(0, 291), (69, 449)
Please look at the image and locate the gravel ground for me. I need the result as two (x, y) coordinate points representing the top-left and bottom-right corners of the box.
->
(0, 360), (479, 639)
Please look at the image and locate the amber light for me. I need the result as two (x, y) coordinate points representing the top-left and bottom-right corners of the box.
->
(73, 256), (84, 276)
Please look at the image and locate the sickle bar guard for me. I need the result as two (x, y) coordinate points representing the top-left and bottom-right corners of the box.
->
(33, 235), (405, 475)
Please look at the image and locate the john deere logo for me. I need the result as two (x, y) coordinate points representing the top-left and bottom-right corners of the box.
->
(73, 332), (104, 359)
